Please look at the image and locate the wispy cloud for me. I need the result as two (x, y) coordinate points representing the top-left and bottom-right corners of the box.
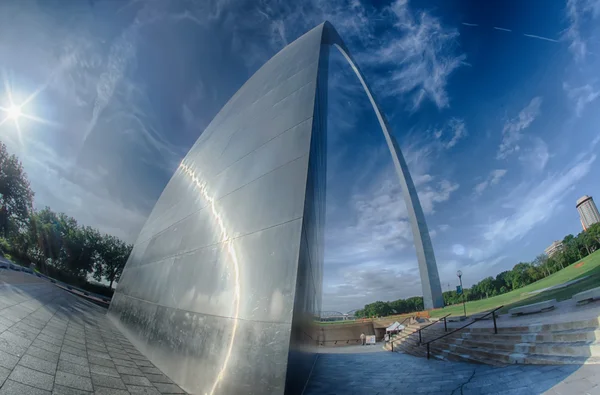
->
(474, 169), (507, 195)
(493, 27), (512, 32)
(433, 118), (467, 149)
(462, 22), (478, 27)
(369, 0), (466, 109)
(564, 0), (600, 62)
(497, 96), (542, 159)
(482, 154), (596, 249)
(564, 82), (600, 116)
(445, 118), (468, 149)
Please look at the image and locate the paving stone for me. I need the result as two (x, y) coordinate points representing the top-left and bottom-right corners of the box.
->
(134, 359), (154, 367)
(36, 334), (63, 346)
(88, 350), (111, 360)
(115, 365), (144, 376)
(89, 364), (119, 378)
(126, 386), (161, 395)
(4, 327), (34, 345)
(62, 339), (85, 351)
(61, 345), (87, 358)
(91, 373), (127, 389)
(0, 366), (9, 385)
(8, 365), (54, 391)
(152, 383), (186, 394)
(121, 374), (152, 386)
(25, 346), (59, 364)
(59, 351), (87, 366)
(57, 360), (91, 377)
(92, 388), (129, 395)
(51, 384), (92, 395)
(0, 350), (19, 370)
(0, 379), (51, 395)
(137, 367), (162, 376)
(112, 358), (136, 368)
(108, 351), (130, 361)
(144, 374), (173, 384)
(7, 327), (37, 342)
(0, 341), (26, 359)
(18, 354), (57, 375)
(32, 339), (61, 354)
(55, 371), (93, 392)
(89, 355), (115, 368)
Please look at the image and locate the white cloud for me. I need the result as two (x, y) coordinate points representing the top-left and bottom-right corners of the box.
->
(497, 97), (542, 159)
(564, 82), (600, 117)
(564, 0), (600, 63)
(452, 244), (466, 256)
(444, 118), (467, 149)
(481, 154), (596, 255)
(369, 0), (466, 109)
(262, 0), (465, 110)
(474, 169), (507, 195)
(518, 137), (549, 172)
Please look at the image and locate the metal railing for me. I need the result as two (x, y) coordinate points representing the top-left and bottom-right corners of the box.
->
(387, 314), (451, 351)
(319, 339), (361, 346)
(417, 314), (451, 344)
(424, 305), (504, 359)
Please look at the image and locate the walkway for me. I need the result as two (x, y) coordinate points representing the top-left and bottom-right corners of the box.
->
(0, 270), (187, 394)
(304, 345), (600, 395)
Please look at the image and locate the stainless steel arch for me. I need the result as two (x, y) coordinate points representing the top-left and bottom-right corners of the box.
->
(322, 23), (444, 310)
(108, 21), (442, 395)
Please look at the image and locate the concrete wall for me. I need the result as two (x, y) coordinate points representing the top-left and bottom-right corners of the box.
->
(317, 322), (376, 346)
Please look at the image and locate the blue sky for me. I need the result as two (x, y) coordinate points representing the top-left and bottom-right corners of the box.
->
(1, 0), (599, 312)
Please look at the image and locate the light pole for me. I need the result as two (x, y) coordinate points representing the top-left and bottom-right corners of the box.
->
(457, 270), (466, 317)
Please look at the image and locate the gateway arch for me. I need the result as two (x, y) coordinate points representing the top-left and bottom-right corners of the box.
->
(108, 22), (443, 395)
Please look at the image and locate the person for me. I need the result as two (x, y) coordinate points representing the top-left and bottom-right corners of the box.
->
(360, 332), (366, 346)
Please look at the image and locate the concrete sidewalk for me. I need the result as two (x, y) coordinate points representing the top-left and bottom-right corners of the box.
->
(306, 345), (600, 394)
(0, 271), (187, 395)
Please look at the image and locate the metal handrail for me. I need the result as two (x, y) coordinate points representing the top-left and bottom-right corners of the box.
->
(417, 314), (451, 344)
(424, 305), (504, 359)
(387, 314), (449, 351)
(319, 339), (361, 346)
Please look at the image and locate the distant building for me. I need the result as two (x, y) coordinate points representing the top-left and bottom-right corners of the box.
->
(544, 240), (564, 257)
(577, 195), (600, 230)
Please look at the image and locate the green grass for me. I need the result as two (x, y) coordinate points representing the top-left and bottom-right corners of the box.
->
(430, 249), (600, 318)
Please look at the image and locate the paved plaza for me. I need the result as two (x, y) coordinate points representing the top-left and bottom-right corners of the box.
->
(304, 345), (600, 395)
(3, 270), (600, 395)
(0, 270), (187, 394)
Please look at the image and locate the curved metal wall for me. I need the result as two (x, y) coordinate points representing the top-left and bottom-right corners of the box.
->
(109, 21), (442, 395)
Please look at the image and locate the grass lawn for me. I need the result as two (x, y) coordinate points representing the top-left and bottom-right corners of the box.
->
(430, 249), (600, 318)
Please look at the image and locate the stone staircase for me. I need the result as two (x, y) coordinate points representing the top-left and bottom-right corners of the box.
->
(386, 317), (600, 365)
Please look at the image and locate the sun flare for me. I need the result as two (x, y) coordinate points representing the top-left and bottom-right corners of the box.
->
(6, 104), (21, 120)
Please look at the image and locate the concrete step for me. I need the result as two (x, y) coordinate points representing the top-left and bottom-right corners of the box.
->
(449, 317), (600, 334)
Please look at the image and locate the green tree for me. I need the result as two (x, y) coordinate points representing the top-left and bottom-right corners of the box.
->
(93, 234), (132, 288)
(0, 142), (34, 237)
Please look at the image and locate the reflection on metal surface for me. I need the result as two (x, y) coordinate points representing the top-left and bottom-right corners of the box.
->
(179, 162), (240, 395)
(108, 21), (442, 395)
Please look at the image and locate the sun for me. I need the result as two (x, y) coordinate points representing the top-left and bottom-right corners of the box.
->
(0, 71), (54, 140)
(6, 104), (21, 120)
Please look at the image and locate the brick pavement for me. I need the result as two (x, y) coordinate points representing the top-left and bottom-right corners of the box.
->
(304, 345), (600, 395)
(0, 273), (187, 395)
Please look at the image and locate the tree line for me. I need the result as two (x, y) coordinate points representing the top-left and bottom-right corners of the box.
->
(354, 222), (600, 318)
(0, 141), (132, 295)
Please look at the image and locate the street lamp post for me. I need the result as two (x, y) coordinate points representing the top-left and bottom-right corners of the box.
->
(457, 270), (466, 317)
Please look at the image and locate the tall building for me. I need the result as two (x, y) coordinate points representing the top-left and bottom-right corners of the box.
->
(577, 195), (600, 230)
(544, 240), (563, 257)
